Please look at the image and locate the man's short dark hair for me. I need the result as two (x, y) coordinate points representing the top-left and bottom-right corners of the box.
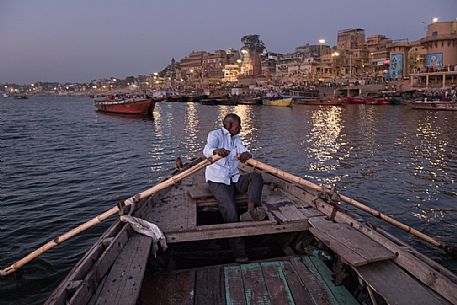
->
(223, 113), (240, 128)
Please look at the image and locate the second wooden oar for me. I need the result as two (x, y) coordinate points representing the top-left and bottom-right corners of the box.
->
(245, 158), (457, 257)
(0, 155), (222, 277)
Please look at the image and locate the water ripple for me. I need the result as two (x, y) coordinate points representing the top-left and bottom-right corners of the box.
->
(1, 98), (457, 304)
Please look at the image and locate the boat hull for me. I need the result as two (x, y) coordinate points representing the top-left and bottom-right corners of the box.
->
(262, 97), (293, 107)
(294, 98), (344, 106)
(410, 101), (457, 111)
(344, 97), (368, 104)
(237, 97), (262, 105)
(94, 98), (155, 115)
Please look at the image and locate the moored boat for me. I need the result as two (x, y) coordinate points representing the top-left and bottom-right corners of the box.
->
(94, 95), (155, 115)
(262, 97), (293, 107)
(13, 95), (29, 100)
(344, 96), (368, 104)
(216, 97), (238, 105)
(294, 98), (344, 106)
(237, 96), (262, 105)
(410, 100), (457, 111)
(2, 93), (9, 98)
(38, 157), (457, 305)
(365, 98), (391, 105)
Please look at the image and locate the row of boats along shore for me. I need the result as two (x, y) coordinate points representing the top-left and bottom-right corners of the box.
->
(92, 87), (457, 115)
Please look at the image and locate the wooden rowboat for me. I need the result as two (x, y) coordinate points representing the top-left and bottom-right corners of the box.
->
(43, 158), (457, 305)
(262, 97), (293, 107)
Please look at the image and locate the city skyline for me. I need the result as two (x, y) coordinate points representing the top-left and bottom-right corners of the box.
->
(1, 0), (456, 84)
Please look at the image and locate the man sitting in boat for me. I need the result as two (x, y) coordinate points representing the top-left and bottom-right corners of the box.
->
(203, 113), (264, 263)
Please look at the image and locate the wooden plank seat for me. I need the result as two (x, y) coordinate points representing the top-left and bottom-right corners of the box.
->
(355, 260), (452, 305)
(309, 216), (396, 267)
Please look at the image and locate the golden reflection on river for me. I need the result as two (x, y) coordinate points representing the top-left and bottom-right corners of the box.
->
(307, 107), (343, 182)
(183, 102), (199, 152)
(412, 114), (450, 222)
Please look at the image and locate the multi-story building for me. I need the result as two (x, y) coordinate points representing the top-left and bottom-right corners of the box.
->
(410, 20), (457, 88)
(179, 51), (206, 89)
(365, 35), (392, 79)
(337, 28), (365, 50)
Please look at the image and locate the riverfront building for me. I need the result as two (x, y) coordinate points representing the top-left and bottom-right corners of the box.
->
(410, 21), (457, 89)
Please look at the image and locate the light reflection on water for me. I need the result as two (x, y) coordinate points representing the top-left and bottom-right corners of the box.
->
(307, 107), (343, 181)
(1, 98), (456, 304)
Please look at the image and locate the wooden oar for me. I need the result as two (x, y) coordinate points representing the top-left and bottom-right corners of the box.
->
(0, 155), (222, 277)
(245, 158), (457, 257)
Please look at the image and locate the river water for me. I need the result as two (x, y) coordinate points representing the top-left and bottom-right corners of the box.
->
(1, 96), (456, 304)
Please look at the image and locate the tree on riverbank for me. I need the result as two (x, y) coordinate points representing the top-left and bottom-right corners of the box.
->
(241, 34), (266, 54)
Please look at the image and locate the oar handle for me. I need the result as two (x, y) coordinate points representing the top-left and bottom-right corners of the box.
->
(245, 158), (456, 256)
(0, 155), (222, 277)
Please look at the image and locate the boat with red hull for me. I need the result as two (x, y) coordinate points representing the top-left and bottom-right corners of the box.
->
(344, 96), (369, 104)
(366, 98), (391, 105)
(94, 95), (155, 115)
(410, 100), (457, 111)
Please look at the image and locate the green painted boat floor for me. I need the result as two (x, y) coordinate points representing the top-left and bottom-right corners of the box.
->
(139, 256), (360, 305)
(224, 257), (359, 305)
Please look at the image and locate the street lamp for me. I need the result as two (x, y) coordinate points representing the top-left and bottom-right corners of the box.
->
(432, 17), (438, 23)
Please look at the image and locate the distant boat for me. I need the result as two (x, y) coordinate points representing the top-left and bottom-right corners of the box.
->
(344, 96), (368, 104)
(94, 95), (155, 115)
(294, 98), (344, 106)
(2, 93), (9, 98)
(410, 100), (457, 111)
(238, 96), (262, 105)
(262, 97), (293, 107)
(216, 97), (238, 105)
(13, 95), (29, 100)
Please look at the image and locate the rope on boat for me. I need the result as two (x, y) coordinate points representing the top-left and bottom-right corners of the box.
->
(313, 185), (342, 222)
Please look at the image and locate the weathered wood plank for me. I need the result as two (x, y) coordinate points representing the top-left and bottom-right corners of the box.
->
(290, 257), (335, 305)
(195, 267), (225, 305)
(184, 190), (197, 231)
(309, 217), (395, 266)
(281, 261), (317, 305)
(302, 256), (359, 305)
(308, 219), (367, 267)
(146, 191), (193, 232)
(168, 271), (196, 305)
(138, 273), (172, 305)
(355, 260), (452, 305)
(166, 221), (309, 243)
(260, 262), (295, 305)
(224, 266), (248, 305)
(278, 205), (310, 221)
(139, 270), (196, 305)
(188, 184), (213, 199)
(240, 263), (271, 305)
(94, 234), (152, 305)
(68, 226), (133, 305)
(266, 178), (457, 305)
(45, 222), (125, 305)
(87, 274), (108, 305)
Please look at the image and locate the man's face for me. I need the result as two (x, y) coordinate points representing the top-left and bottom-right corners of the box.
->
(228, 120), (241, 136)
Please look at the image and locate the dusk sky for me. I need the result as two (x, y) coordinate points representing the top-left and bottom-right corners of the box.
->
(1, 0), (456, 84)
